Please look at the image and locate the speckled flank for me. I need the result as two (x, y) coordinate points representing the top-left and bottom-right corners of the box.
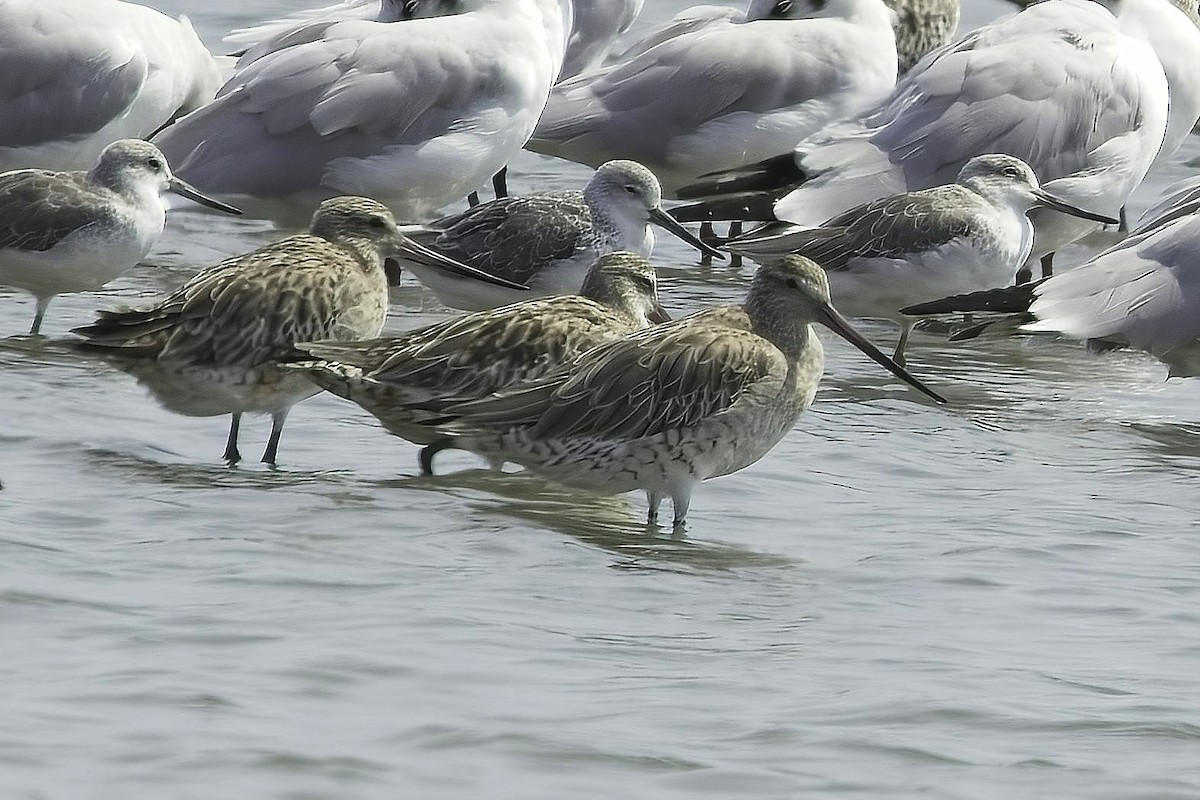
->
(885, 0), (960, 72)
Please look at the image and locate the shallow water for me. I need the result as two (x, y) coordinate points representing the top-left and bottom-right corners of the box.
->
(3, 2), (1200, 798)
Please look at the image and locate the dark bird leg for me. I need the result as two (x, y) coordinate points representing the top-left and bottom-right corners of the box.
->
(727, 221), (743, 268)
(29, 296), (51, 336)
(223, 413), (243, 464)
(1119, 205), (1128, 233)
(699, 222), (720, 265)
(492, 166), (509, 199)
(646, 491), (662, 525)
(261, 410), (290, 465)
(467, 191), (481, 207)
(1039, 252), (1054, 279)
(419, 437), (455, 476)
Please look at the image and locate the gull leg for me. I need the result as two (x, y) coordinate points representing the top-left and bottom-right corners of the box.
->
(223, 413), (243, 464)
(1118, 205), (1128, 233)
(261, 410), (289, 465)
(1039, 252), (1054, 279)
(728, 221), (742, 268)
(492, 166), (509, 199)
(699, 222), (717, 266)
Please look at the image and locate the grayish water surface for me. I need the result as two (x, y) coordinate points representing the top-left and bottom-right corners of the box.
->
(3, 2), (1200, 797)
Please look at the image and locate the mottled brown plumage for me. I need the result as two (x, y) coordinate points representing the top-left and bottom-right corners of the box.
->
(71, 196), (477, 465)
(425, 255), (944, 527)
(289, 251), (668, 449)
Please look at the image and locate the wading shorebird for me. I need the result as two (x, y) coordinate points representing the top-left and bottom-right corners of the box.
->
(289, 251), (669, 455)
(0, 139), (240, 336)
(901, 189), (1200, 377)
(724, 154), (1118, 363)
(70, 196), (525, 465)
(421, 255), (945, 528)
(398, 160), (722, 311)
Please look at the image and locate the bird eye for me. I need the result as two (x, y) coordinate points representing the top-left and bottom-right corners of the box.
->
(774, 0), (794, 14)
(1002, 166), (1023, 178)
(624, 185), (639, 194)
(147, 157), (163, 171)
(403, 0), (418, 17)
(785, 277), (798, 288)
(368, 216), (388, 229)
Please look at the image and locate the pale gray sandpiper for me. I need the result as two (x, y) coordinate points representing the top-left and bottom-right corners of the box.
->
(0, 0), (220, 172)
(527, 0), (898, 199)
(422, 255), (945, 529)
(70, 196), (523, 465)
(724, 154), (1117, 363)
(902, 196), (1200, 377)
(153, 0), (570, 221)
(398, 160), (723, 311)
(0, 139), (241, 336)
(288, 251), (669, 457)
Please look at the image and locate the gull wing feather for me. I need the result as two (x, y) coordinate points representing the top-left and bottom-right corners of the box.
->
(611, 5), (740, 61)
(0, 18), (146, 147)
(156, 12), (552, 197)
(1027, 215), (1200, 358)
(532, 19), (878, 166)
(868, 8), (1152, 188)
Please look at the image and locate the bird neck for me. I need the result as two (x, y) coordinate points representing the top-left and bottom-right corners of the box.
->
(325, 235), (385, 271)
(743, 287), (812, 363)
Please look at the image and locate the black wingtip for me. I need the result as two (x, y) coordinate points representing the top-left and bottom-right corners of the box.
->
(669, 192), (783, 224)
(901, 281), (1043, 316)
(675, 153), (807, 201)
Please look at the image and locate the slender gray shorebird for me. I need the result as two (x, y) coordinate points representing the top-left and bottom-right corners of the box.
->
(902, 194), (1200, 377)
(289, 251), (669, 452)
(724, 154), (1117, 363)
(0, 139), (241, 336)
(421, 255), (945, 528)
(70, 196), (524, 465)
(398, 160), (723, 311)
